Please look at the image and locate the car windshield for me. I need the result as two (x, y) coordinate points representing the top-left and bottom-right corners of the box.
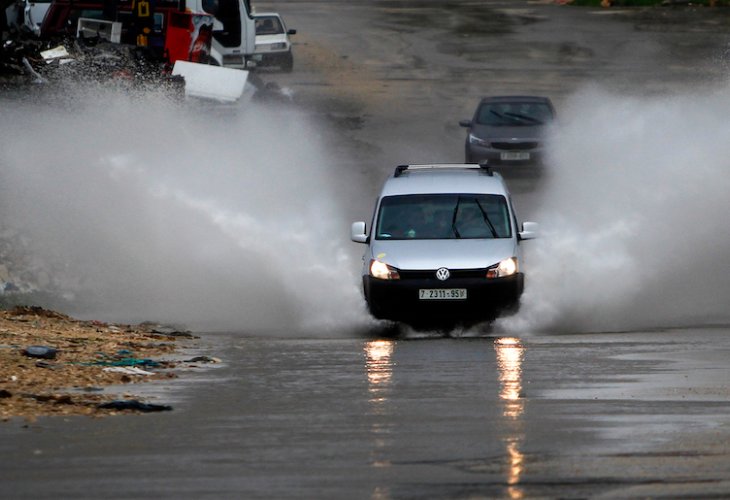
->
(376, 194), (512, 240)
(255, 16), (283, 35)
(476, 102), (554, 126)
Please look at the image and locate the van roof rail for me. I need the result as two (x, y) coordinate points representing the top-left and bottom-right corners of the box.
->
(394, 162), (492, 178)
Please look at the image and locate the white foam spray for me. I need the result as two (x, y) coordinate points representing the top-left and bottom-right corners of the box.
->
(497, 85), (730, 334)
(0, 87), (372, 334)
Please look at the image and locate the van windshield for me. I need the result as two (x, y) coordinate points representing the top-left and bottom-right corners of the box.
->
(376, 194), (511, 240)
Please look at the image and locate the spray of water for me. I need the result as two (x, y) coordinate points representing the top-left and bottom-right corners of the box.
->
(5, 82), (730, 336)
(0, 86), (373, 333)
(497, 85), (730, 334)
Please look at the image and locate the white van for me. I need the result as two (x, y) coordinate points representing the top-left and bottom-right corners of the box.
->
(351, 163), (537, 328)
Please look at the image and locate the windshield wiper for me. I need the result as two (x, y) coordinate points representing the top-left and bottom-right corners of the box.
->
(503, 112), (543, 125)
(474, 199), (498, 238)
(451, 197), (462, 238)
(488, 110), (511, 125)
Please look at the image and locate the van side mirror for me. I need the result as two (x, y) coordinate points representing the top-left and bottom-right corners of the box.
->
(351, 221), (368, 243)
(519, 221), (538, 240)
(287, 29), (297, 35)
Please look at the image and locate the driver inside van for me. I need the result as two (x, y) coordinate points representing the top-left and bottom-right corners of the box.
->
(423, 209), (453, 238)
(380, 205), (423, 238)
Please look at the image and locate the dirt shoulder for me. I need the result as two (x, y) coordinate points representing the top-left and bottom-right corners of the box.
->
(0, 306), (205, 421)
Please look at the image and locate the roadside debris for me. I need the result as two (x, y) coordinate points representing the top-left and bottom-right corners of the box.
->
(172, 59), (252, 102)
(1, 20), (292, 102)
(98, 399), (172, 412)
(0, 306), (198, 420)
(102, 366), (156, 376)
(22, 345), (57, 359)
(90, 355), (163, 368)
(184, 355), (221, 364)
(145, 324), (194, 338)
(1, 32), (181, 92)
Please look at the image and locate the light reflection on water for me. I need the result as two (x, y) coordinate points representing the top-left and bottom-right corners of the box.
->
(365, 339), (395, 405)
(495, 337), (525, 419)
(362, 337), (527, 499)
(495, 337), (526, 499)
(364, 339), (396, 478)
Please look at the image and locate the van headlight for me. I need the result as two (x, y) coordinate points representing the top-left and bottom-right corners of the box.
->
(486, 257), (518, 279)
(370, 260), (400, 280)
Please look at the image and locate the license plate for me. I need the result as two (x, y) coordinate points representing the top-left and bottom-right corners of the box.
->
(419, 289), (467, 300)
(500, 152), (530, 161)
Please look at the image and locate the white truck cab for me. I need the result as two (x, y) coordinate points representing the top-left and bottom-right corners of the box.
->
(199, 0), (256, 68)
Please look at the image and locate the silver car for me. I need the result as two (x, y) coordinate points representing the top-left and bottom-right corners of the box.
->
(351, 164), (537, 328)
(459, 95), (555, 166)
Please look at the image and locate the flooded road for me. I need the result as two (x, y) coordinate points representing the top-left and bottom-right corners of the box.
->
(3, 0), (730, 498)
(3, 328), (730, 498)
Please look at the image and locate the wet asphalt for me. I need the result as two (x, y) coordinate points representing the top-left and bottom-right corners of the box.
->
(3, 328), (730, 498)
(4, 0), (730, 498)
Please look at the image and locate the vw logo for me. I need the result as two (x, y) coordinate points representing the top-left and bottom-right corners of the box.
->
(436, 268), (450, 281)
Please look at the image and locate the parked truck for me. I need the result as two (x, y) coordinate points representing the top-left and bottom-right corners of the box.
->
(38, 0), (256, 68)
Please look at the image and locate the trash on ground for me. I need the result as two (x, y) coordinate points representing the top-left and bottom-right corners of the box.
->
(102, 366), (155, 376)
(0, 306), (196, 420)
(172, 60), (250, 102)
(184, 356), (221, 363)
(97, 400), (172, 412)
(35, 360), (59, 369)
(40, 45), (70, 62)
(91, 357), (161, 368)
(22, 345), (58, 359)
(143, 323), (195, 338)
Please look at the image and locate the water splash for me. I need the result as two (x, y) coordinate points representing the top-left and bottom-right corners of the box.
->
(0, 87), (371, 333)
(497, 85), (730, 334)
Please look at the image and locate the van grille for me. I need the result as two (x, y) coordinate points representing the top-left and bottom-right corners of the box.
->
(398, 268), (487, 280)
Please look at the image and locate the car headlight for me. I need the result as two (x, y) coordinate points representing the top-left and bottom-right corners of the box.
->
(486, 257), (518, 279)
(370, 260), (400, 280)
(270, 42), (287, 50)
(468, 133), (490, 147)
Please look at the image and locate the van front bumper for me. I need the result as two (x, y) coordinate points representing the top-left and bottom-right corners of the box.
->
(363, 273), (524, 324)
